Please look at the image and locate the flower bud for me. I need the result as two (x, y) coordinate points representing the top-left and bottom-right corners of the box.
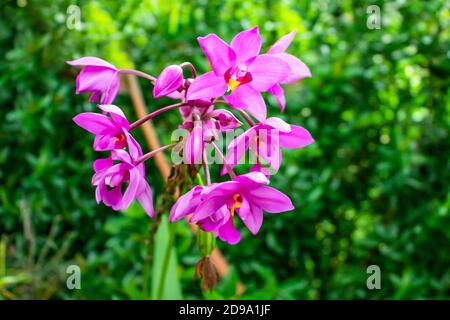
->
(153, 65), (184, 98)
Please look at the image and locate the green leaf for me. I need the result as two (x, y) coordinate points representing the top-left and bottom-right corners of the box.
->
(151, 216), (182, 300)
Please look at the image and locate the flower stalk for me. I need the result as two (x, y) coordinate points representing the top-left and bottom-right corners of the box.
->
(211, 142), (236, 179)
(180, 62), (197, 78)
(237, 109), (256, 127)
(129, 103), (187, 130)
(119, 68), (157, 82)
(135, 143), (178, 165)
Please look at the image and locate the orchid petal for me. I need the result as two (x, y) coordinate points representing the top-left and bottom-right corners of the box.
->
(191, 181), (240, 222)
(275, 53), (312, 84)
(209, 109), (242, 131)
(247, 54), (291, 91)
(93, 157), (113, 172)
(75, 68), (119, 100)
(230, 26), (262, 66)
(268, 30), (297, 54)
(234, 171), (269, 188)
(225, 85), (266, 122)
(186, 71), (227, 100)
(111, 149), (132, 165)
(184, 122), (204, 164)
(198, 34), (236, 76)
(123, 130), (142, 161)
(93, 134), (117, 151)
(257, 132), (282, 172)
(218, 218), (241, 244)
(98, 104), (129, 129)
(264, 117), (292, 133)
(73, 112), (114, 135)
(268, 84), (286, 112)
(190, 194), (229, 222)
(201, 181), (241, 198)
(246, 185), (294, 213)
(101, 73), (120, 104)
(102, 185), (123, 210)
(137, 178), (154, 218)
(121, 167), (140, 210)
(66, 57), (117, 70)
(240, 203), (263, 235)
(153, 65), (184, 98)
(279, 125), (314, 149)
(170, 186), (203, 222)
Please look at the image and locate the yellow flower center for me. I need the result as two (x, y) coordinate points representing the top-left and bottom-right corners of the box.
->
(230, 193), (242, 217)
(113, 134), (125, 143)
(228, 79), (241, 91)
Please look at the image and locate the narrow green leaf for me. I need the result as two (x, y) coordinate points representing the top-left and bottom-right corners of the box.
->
(151, 215), (182, 300)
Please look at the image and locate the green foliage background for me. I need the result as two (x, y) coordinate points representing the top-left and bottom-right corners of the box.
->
(0, 0), (449, 299)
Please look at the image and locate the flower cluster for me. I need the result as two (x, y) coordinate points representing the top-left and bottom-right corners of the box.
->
(68, 27), (314, 244)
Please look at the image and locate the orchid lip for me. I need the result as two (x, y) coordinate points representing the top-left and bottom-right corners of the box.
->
(229, 193), (243, 217)
(224, 67), (253, 91)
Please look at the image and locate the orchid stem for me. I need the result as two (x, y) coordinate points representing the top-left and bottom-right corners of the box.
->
(119, 69), (157, 82)
(130, 103), (186, 130)
(156, 221), (176, 300)
(202, 150), (211, 185)
(237, 109), (256, 127)
(135, 143), (177, 166)
(180, 62), (197, 78)
(211, 142), (236, 179)
(196, 172), (205, 186)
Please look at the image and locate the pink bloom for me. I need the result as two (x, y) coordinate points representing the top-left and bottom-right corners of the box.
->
(224, 117), (314, 173)
(186, 27), (291, 122)
(73, 104), (142, 160)
(267, 30), (312, 111)
(181, 105), (241, 138)
(66, 57), (120, 104)
(170, 186), (240, 244)
(187, 172), (294, 241)
(153, 65), (184, 98)
(92, 149), (154, 217)
(180, 104), (241, 164)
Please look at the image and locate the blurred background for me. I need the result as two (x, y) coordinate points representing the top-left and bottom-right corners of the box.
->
(0, 0), (449, 299)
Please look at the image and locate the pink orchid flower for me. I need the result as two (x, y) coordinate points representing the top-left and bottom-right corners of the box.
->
(180, 104), (241, 164)
(92, 149), (154, 217)
(267, 30), (312, 111)
(66, 57), (120, 104)
(186, 27), (291, 122)
(73, 104), (142, 160)
(185, 172), (294, 243)
(180, 105), (242, 138)
(169, 186), (240, 244)
(224, 117), (314, 173)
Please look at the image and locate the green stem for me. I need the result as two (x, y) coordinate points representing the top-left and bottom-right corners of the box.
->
(194, 172), (216, 256)
(156, 221), (177, 300)
(196, 171), (205, 186)
(142, 216), (159, 299)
